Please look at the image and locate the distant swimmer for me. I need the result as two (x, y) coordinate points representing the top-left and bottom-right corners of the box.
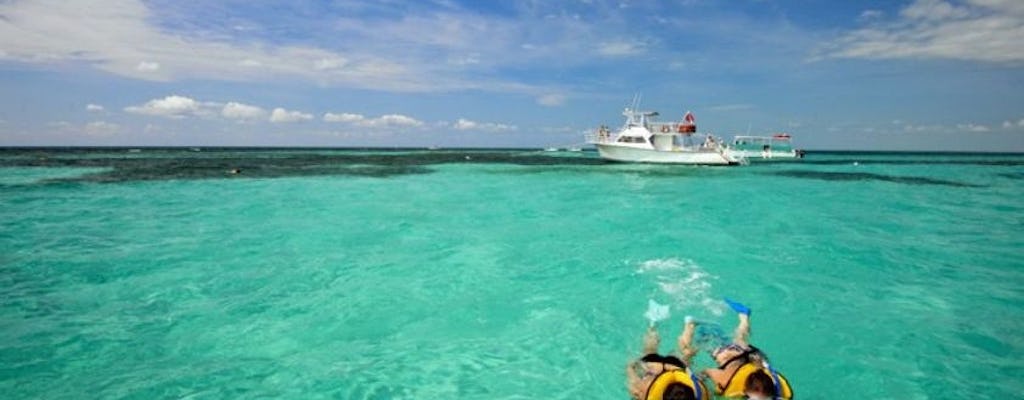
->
(229, 168), (241, 174)
(626, 315), (709, 400)
(701, 298), (793, 399)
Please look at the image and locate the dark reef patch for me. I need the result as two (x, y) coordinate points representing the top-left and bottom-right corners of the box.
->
(0, 149), (606, 183)
(770, 170), (984, 187)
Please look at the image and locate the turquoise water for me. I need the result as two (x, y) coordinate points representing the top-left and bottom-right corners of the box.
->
(1, 149), (1022, 399)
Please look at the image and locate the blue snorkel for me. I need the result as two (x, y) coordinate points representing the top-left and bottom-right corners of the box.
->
(763, 359), (783, 400)
(689, 368), (703, 400)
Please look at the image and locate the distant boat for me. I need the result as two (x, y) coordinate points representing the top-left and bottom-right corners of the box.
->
(727, 134), (805, 160)
(567, 147), (583, 152)
(544, 147), (560, 152)
(584, 103), (743, 165)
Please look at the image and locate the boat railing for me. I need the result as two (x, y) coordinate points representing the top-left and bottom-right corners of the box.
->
(584, 133), (614, 143)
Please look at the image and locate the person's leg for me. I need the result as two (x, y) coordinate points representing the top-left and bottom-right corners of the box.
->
(677, 317), (697, 361)
(642, 326), (660, 355)
(733, 313), (750, 347)
(725, 298), (751, 347)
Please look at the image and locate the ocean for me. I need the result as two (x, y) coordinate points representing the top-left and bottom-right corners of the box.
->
(1, 148), (1022, 399)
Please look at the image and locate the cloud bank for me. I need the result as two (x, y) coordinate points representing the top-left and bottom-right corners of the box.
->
(818, 0), (1024, 63)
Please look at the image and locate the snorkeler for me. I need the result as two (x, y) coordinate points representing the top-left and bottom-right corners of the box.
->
(702, 298), (793, 399)
(626, 316), (710, 400)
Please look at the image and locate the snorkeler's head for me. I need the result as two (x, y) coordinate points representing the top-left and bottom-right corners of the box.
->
(743, 369), (776, 398)
(662, 382), (696, 400)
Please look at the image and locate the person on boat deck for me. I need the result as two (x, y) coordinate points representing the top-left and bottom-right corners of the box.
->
(625, 317), (709, 400)
(702, 299), (793, 399)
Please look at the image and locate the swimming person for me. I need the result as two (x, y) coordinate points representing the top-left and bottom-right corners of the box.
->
(702, 298), (793, 399)
(626, 317), (710, 400)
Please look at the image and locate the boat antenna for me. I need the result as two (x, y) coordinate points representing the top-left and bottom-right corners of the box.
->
(746, 123), (752, 136)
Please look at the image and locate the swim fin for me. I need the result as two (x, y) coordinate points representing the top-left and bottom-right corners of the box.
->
(645, 299), (670, 327)
(724, 298), (751, 316)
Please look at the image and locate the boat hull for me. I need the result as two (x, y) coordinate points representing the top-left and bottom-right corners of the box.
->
(596, 144), (740, 165)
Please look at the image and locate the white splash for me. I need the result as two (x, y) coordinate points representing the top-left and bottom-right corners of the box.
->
(636, 258), (724, 317)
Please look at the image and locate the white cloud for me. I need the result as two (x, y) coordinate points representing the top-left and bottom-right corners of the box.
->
(453, 118), (517, 132)
(957, 123), (991, 132)
(901, 0), (970, 21)
(903, 123), (936, 132)
(313, 57), (348, 71)
(448, 54), (481, 66)
(324, 112), (366, 123)
(537, 94), (567, 106)
(0, 0), (688, 97)
(221, 102), (266, 120)
(125, 95), (201, 118)
(859, 10), (884, 21)
(373, 114), (424, 127)
(86, 103), (105, 112)
(597, 41), (644, 56)
(136, 61), (160, 71)
(324, 112), (424, 127)
(84, 121), (120, 136)
(0, 0), (421, 89)
(269, 107), (313, 123)
(818, 0), (1024, 63)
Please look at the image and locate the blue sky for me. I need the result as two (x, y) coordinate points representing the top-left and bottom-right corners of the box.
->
(0, 0), (1022, 151)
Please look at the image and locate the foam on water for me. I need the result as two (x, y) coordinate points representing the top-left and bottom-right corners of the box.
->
(635, 258), (726, 318)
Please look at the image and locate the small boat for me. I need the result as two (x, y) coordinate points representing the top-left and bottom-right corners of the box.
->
(544, 147), (560, 152)
(584, 104), (743, 165)
(566, 147), (583, 152)
(727, 134), (805, 160)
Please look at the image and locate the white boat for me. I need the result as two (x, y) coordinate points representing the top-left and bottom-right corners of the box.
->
(585, 106), (743, 165)
(727, 134), (805, 160)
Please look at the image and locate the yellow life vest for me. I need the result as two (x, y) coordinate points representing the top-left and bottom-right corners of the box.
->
(720, 362), (793, 399)
(645, 369), (710, 400)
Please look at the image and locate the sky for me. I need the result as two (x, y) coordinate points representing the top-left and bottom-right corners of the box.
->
(0, 0), (1022, 151)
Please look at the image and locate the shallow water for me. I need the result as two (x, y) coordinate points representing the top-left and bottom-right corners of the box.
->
(1, 148), (1022, 399)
